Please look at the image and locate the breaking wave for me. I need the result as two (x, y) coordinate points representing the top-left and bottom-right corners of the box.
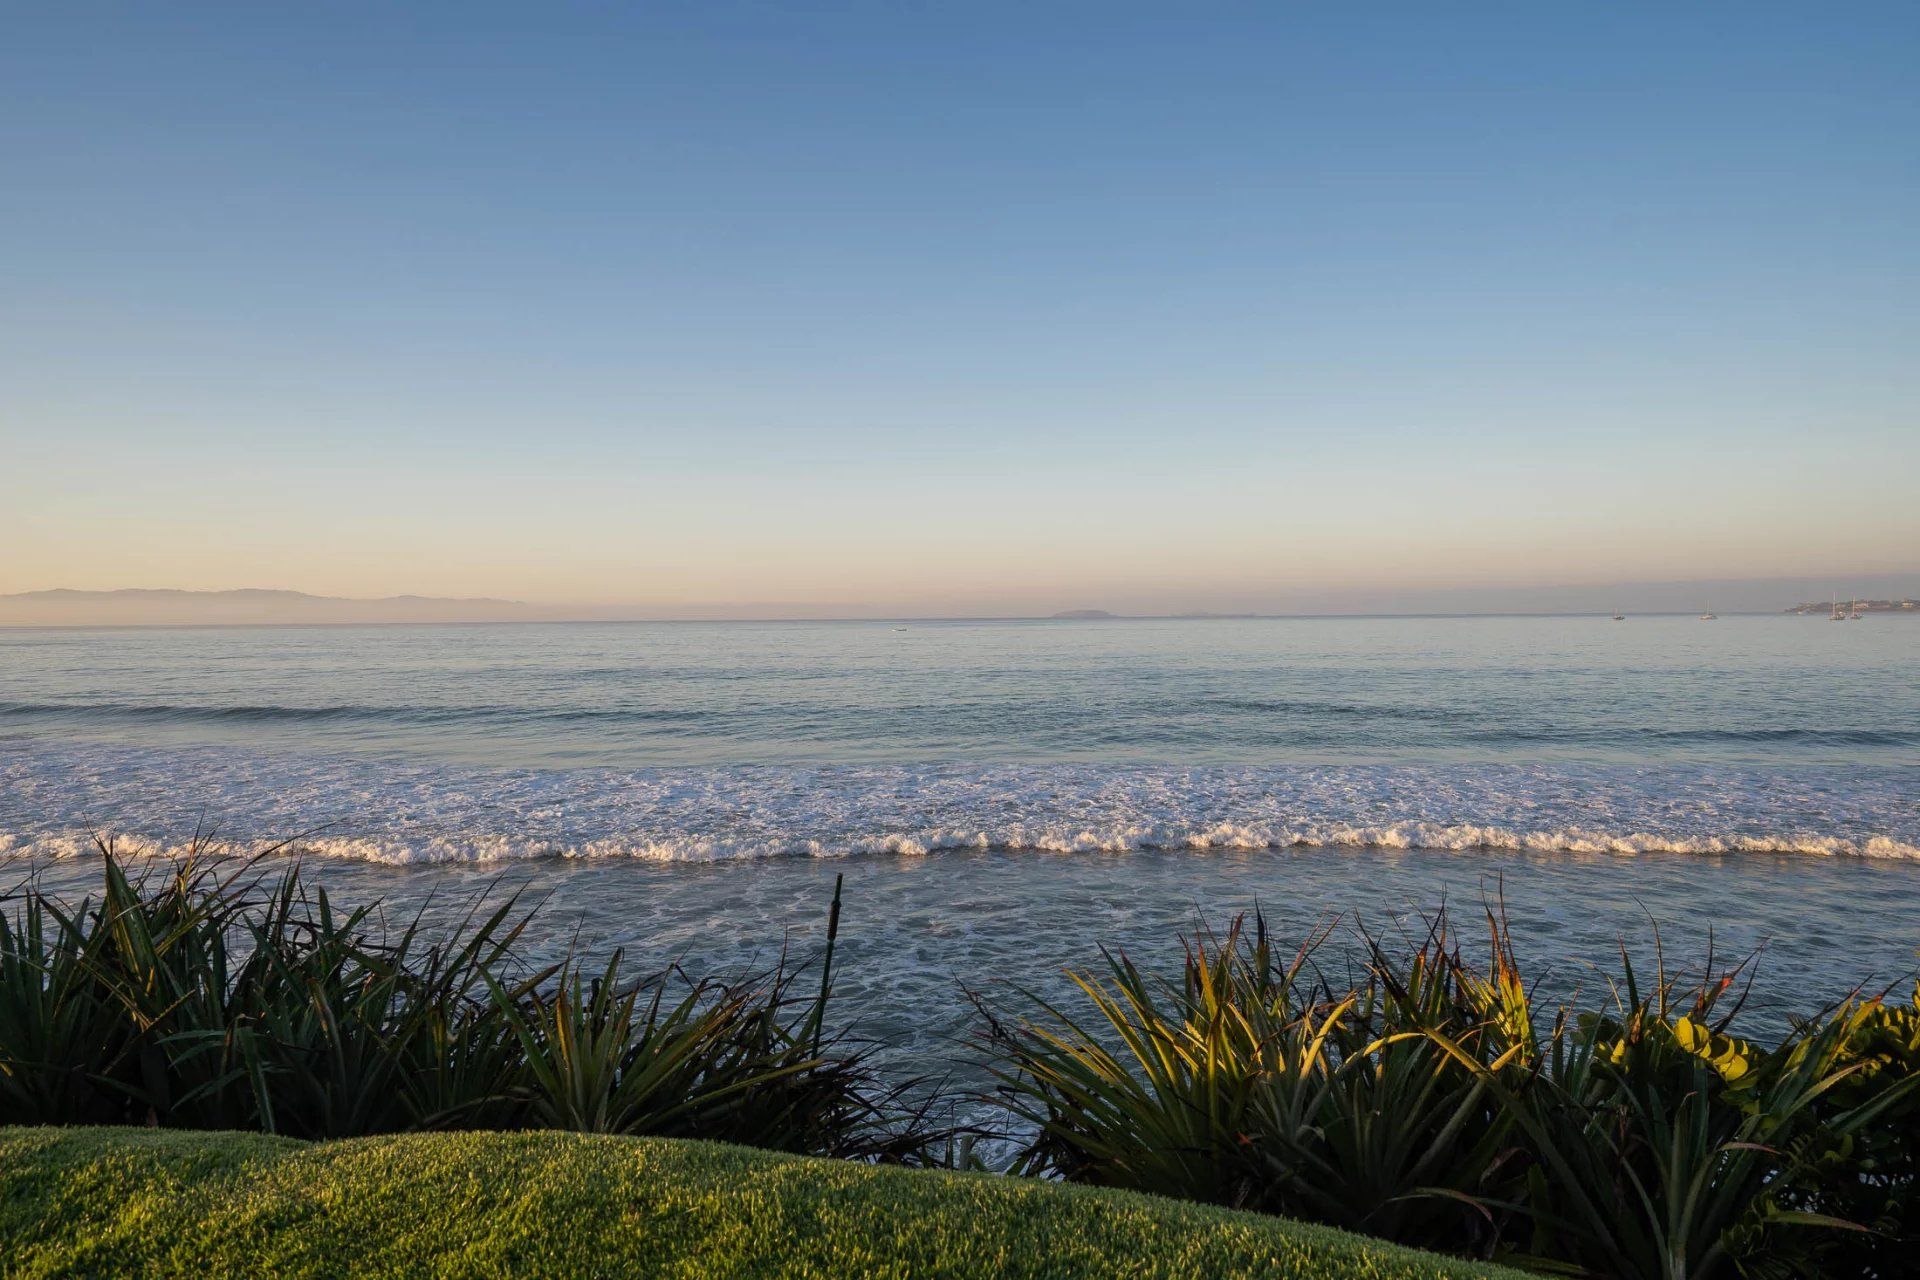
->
(7, 823), (1916, 867)
(2, 744), (1914, 866)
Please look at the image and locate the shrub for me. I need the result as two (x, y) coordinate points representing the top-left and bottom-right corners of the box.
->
(8, 848), (1917, 1276)
(0, 843), (936, 1161)
(979, 909), (1920, 1278)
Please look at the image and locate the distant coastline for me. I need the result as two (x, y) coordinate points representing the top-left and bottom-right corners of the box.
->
(1785, 598), (1920, 614)
(5, 581), (1918, 627)
(0, 589), (533, 627)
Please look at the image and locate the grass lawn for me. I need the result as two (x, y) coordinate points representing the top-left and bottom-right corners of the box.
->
(0, 1127), (1526, 1279)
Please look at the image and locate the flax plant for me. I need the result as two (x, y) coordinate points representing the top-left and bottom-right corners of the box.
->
(984, 911), (1533, 1255)
(0, 843), (940, 1162)
(982, 908), (1920, 1278)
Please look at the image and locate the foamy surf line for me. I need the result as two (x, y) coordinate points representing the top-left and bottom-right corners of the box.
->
(2, 744), (1916, 865)
(5, 824), (1918, 865)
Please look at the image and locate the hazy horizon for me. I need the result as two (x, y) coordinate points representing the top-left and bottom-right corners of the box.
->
(3, 571), (1916, 625)
(4, 6), (1916, 607)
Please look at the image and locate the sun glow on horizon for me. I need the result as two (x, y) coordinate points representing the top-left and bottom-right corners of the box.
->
(4, 5), (1916, 610)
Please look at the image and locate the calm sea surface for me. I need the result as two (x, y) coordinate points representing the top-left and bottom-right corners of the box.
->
(3, 615), (1917, 1059)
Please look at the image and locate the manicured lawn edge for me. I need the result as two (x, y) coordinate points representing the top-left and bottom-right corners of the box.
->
(0, 1127), (1526, 1279)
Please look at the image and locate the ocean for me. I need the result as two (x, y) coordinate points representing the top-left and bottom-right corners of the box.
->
(3, 614), (1917, 1059)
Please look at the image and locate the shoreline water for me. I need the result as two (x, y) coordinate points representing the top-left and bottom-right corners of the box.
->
(6, 746), (1917, 864)
(13, 842), (1917, 1069)
(7, 820), (1918, 864)
(5, 631), (1917, 1262)
(5, 615), (1916, 1067)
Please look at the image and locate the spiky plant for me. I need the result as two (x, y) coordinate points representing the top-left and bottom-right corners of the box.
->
(982, 907), (1920, 1278)
(982, 910), (1533, 1258)
(1, 844), (942, 1161)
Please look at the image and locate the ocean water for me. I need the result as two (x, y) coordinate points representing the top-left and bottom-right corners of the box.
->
(3, 615), (1917, 1056)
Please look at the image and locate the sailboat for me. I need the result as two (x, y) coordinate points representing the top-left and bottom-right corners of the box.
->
(1848, 599), (1864, 620)
(1830, 593), (1846, 621)
(1611, 610), (1625, 621)
(1699, 611), (1717, 620)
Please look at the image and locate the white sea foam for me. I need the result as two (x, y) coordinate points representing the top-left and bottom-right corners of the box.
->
(2, 743), (1915, 866)
(9, 824), (1917, 865)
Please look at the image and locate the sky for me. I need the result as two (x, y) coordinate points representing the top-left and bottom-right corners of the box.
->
(3, 3), (1917, 616)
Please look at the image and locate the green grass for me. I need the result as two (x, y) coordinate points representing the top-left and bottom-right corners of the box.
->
(0, 1127), (1525, 1279)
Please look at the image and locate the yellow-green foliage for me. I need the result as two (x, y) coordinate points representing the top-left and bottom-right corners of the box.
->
(0, 1127), (1524, 1280)
(986, 913), (1920, 1279)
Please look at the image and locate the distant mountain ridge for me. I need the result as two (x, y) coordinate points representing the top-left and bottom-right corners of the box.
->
(0, 589), (534, 626)
(7, 572), (1918, 625)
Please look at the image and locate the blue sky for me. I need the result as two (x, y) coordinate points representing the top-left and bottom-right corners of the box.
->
(3, 3), (1916, 613)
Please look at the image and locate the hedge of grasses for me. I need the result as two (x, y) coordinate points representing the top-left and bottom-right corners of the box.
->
(0, 1126), (1523, 1279)
(4, 848), (1917, 1278)
(0, 844), (934, 1159)
(982, 913), (1920, 1279)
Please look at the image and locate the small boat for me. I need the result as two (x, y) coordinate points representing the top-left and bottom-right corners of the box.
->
(1700, 613), (1717, 620)
(1612, 612), (1625, 621)
(1830, 593), (1846, 621)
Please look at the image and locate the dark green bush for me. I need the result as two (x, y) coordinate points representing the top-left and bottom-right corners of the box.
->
(7, 848), (1916, 1277)
(0, 844), (934, 1161)
(980, 910), (1920, 1279)
(977, 914), (1530, 1253)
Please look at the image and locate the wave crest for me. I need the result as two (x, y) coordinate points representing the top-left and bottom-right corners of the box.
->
(6, 821), (1914, 866)
(3, 747), (1913, 869)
